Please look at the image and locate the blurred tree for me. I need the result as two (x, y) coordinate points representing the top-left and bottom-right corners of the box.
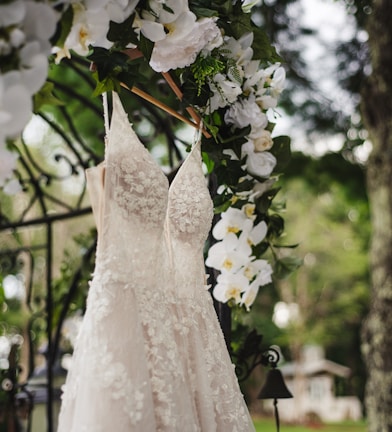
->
(256, 0), (392, 428)
(245, 151), (369, 404)
(285, 153), (368, 398)
(358, 1), (392, 430)
(3, 1), (390, 428)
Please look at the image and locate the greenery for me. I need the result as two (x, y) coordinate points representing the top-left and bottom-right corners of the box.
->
(2, 0), (388, 427)
(1, 0), (370, 381)
(253, 418), (367, 432)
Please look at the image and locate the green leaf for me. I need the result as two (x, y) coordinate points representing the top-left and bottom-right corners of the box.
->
(252, 241), (269, 257)
(202, 151), (215, 173)
(0, 282), (5, 305)
(272, 243), (300, 249)
(268, 213), (285, 237)
(139, 33), (154, 62)
(190, 6), (219, 17)
(181, 74), (210, 107)
(213, 200), (233, 214)
(216, 159), (246, 187)
(255, 186), (281, 214)
(50, 5), (73, 48)
(88, 48), (140, 93)
(33, 82), (65, 113)
(270, 135), (291, 173)
(230, 13), (252, 39)
(252, 27), (281, 63)
(189, 0), (232, 17)
(107, 14), (138, 49)
(88, 47), (120, 81)
(91, 74), (120, 97)
(235, 178), (254, 192)
(273, 256), (303, 279)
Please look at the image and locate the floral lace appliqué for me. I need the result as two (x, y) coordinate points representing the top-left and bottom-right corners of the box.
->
(168, 152), (213, 246)
(108, 149), (168, 228)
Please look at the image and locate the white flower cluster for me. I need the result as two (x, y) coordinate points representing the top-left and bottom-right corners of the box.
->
(53, 0), (139, 61)
(136, 0), (222, 72)
(55, 0), (222, 72)
(0, 1), (269, 192)
(208, 32), (286, 179)
(0, 0), (285, 310)
(0, 0), (58, 191)
(202, 32), (286, 309)
(206, 205), (273, 310)
(0, 0), (228, 193)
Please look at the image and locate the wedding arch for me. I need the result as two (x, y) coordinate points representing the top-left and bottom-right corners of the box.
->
(0, 1), (296, 430)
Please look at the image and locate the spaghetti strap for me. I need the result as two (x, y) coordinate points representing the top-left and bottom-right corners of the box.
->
(102, 92), (110, 150)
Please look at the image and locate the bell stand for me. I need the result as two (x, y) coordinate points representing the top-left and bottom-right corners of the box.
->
(258, 347), (293, 432)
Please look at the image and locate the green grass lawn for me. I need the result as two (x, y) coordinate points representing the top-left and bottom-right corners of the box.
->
(253, 417), (367, 432)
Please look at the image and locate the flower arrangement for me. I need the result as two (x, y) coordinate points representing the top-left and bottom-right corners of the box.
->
(0, 0), (295, 310)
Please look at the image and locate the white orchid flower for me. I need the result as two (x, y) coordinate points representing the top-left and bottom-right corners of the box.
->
(240, 283), (259, 310)
(240, 259), (273, 309)
(136, 15), (166, 42)
(208, 73), (242, 112)
(212, 207), (250, 240)
(252, 259), (273, 286)
(241, 203), (256, 220)
(241, 0), (262, 13)
(223, 33), (254, 67)
(261, 63), (286, 95)
(23, 1), (58, 53)
(270, 65), (286, 97)
(148, 0), (186, 24)
(243, 59), (265, 92)
(249, 179), (277, 200)
(0, 72), (32, 138)
(57, 3), (111, 59)
(19, 42), (49, 95)
(9, 28), (25, 49)
(0, 0), (25, 27)
(240, 220), (268, 247)
(107, 0), (139, 22)
(84, 0), (112, 12)
(253, 63), (286, 107)
(242, 258), (272, 281)
(224, 94), (268, 133)
(213, 272), (250, 305)
(256, 92), (278, 110)
(206, 233), (251, 273)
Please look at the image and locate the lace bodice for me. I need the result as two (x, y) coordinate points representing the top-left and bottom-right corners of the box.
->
(90, 92), (213, 258)
(58, 92), (255, 432)
(168, 144), (213, 247)
(105, 99), (169, 232)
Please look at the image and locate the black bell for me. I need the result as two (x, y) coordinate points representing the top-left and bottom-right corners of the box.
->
(258, 368), (293, 432)
(257, 368), (293, 400)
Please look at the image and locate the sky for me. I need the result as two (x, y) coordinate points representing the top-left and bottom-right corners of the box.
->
(274, 0), (372, 161)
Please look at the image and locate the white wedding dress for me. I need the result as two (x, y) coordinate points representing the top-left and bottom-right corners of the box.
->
(57, 92), (256, 432)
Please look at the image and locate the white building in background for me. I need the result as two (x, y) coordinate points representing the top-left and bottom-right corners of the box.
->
(264, 345), (362, 423)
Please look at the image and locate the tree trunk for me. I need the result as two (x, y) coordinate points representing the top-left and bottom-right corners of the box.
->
(360, 2), (392, 431)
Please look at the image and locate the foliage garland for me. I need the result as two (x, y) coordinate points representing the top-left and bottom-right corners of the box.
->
(0, 0), (299, 310)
